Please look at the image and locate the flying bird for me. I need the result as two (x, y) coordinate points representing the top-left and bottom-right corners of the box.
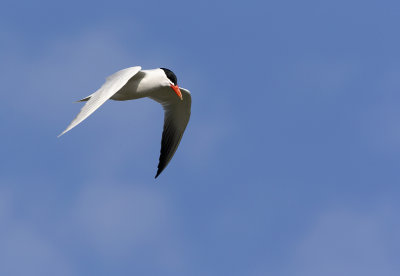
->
(59, 66), (191, 178)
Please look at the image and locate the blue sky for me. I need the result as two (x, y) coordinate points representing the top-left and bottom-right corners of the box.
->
(1, 0), (400, 275)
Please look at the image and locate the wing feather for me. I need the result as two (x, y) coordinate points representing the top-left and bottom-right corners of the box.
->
(58, 66), (141, 137)
(151, 88), (191, 178)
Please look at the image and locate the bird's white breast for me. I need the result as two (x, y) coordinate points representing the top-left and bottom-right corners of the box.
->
(111, 69), (166, 101)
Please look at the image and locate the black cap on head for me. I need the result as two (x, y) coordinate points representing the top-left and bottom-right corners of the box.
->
(160, 68), (177, 86)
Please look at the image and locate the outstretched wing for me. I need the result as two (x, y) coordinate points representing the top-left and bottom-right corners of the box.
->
(58, 66), (142, 137)
(150, 88), (191, 178)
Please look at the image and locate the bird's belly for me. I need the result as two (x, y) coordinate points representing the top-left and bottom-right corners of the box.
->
(111, 75), (160, 101)
(111, 90), (140, 101)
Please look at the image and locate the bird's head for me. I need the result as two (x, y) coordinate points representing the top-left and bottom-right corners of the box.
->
(160, 68), (183, 100)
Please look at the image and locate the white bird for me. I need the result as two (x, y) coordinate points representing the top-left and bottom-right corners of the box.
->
(59, 66), (191, 178)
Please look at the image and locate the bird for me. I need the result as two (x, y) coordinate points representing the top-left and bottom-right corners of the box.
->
(58, 66), (191, 178)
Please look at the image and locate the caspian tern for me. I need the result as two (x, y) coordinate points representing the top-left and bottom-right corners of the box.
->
(59, 66), (191, 178)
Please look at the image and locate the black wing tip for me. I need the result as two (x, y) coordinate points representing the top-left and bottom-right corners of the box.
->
(154, 168), (164, 179)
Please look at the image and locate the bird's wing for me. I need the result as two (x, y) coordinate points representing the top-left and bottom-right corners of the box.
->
(150, 87), (191, 178)
(58, 66), (142, 137)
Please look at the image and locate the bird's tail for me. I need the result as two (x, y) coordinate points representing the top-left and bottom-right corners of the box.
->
(75, 94), (93, 102)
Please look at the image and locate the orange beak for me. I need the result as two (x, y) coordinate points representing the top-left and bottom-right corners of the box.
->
(170, 84), (183, 100)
